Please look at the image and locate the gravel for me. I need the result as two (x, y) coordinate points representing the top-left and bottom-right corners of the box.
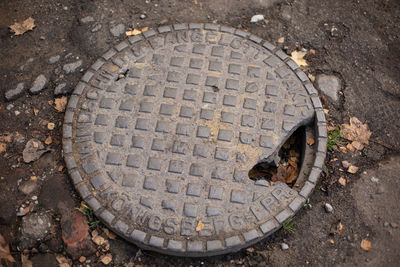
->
(315, 74), (341, 103)
(80, 16), (95, 24)
(54, 83), (67, 95)
(91, 24), (102, 33)
(63, 60), (82, 74)
(29, 74), (47, 94)
(48, 55), (60, 64)
(110, 23), (125, 37)
(324, 203), (334, 213)
(5, 82), (25, 101)
(281, 243), (289, 250)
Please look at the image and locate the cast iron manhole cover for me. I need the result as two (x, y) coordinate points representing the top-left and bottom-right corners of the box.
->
(63, 23), (327, 256)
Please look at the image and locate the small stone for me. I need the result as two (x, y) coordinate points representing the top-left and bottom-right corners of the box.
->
(91, 24), (102, 33)
(54, 83), (67, 95)
(5, 82), (25, 101)
(324, 203), (333, 213)
(6, 104), (14, 110)
(18, 180), (39, 195)
(250, 14), (264, 23)
(315, 74), (341, 104)
(15, 110), (20, 115)
(79, 256), (86, 263)
(47, 123), (55, 130)
(30, 74), (47, 94)
(140, 14), (146, 19)
(48, 55), (60, 64)
(23, 139), (49, 163)
(20, 212), (53, 249)
(384, 221), (389, 227)
(63, 60), (83, 74)
(110, 24), (125, 37)
(80, 16), (95, 24)
(40, 36), (46, 40)
(281, 243), (289, 250)
(370, 176), (379, 183)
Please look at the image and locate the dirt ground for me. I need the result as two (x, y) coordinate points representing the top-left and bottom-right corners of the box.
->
(0, 0), (400, 266)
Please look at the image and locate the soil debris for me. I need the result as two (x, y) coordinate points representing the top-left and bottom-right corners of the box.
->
(22, 139), (50, 163)
(341, 117), (372, 150)
(361, 239), (372, 251)
(54, 96), (67, 112)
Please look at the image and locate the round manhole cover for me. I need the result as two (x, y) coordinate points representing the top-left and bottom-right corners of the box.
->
(63, 23), (327, 256)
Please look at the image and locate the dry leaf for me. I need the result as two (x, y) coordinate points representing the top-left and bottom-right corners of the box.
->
(79, 256), (86, 263)
(21, 254), (33, 267)
(329, 239), (335, 244)
(308, 74), (315, 82)
(44, 136), (52, 145)
(30, 176), (37, 181)
(0, 142), (6, 153)
(103, 229), (116, 240)
(351, 140), (364, 151)
(0, 234), (16, 264)
(9, 17), (35, 35)
(0, 134), (13, 143)
(92, 235), (106, 246)
(323, 109), (329, 115)
(338, 177), (346, 186)
(194, 0), (198, 4)
(361, 239), (371, 251)
(196, 221), (205, 231)
(339, 146), (347, 153)
(341, 117), (372, 150)
(47, 122), (55, 130)
(126, 29), (143, 36)
(347, 165), (359, 174)
(309, 49), (317, 55)
(346, 143), (355, 152)
(290, 50), (308, 67)
(100, 254), (113, 265)
(306, 138), (315, 146)
(54, 96), (67, 112)
(141, 27), (148, 32)
(277, 37), (285, 43)
(33, 108), (39, 116)
(341, 160), (351, 168)
(58, 165), (64, 172)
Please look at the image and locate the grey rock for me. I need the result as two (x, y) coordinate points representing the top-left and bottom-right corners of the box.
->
(20, 212), (53, 249)
(6, 104), (14, 110)
(48, 55), (60, 64)
(23, 139), (50, 163)
(280, 5), (292, 21)
(5, 82), (25, 101)
(315, 74), (341, 103)
(110, 23), (125, 37)
(54, 83), (67, 95)
(80, 16), (95, 24)
(91, 24), (102, 33)
(63, 60), (82, 74)
(281, 243), (289, 250)
(140, 14), (146, 19)
(30, 74), (47, 94)
(18, 180), (39, 195)
(324, 203), (334, 213)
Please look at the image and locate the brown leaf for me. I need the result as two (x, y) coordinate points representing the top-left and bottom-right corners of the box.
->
(21, 254), (33, 267)
(306, 138), (315, 146)
(346, 143), (355, 152)
(0, 234), (15, 264)
(0, 142), (6, 153)
(100, 254), (113, 265)
(33, 108), (39, 116)
(351, 140), (364, 150)
(0, 134), (13, 143)
(347, 165), (359, 174)
(277, 37), (285, 43)
(9, 17), (35, 35)
(341, 117), (372, 150)
(125, 27), (148, 37)
(360, 239), (371, 251)
(47, 122), (55, 130)
(44, 136), (52, 145)
(54, 96), (67, 112)
(103, 229), (116, 240)
(338, 177), (346, 186)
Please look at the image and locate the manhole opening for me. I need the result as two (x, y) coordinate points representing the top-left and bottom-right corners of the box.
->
(248, 126), (307, 188)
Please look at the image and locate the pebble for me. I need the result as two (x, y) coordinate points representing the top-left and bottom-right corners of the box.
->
(5, 82), (25, 101)
(315, 74), (341, 103)
(18, 180), (39, 195)
(30, 74), (48, 94)
(15, 110), (20, 116)
(48, 55), (60, 64)
(281, 243), (289, 250)
(250, 14), (264, 23)
(324, 203), (334, 213)
(20, 212), (53, 249)
(110, 23), (125, 37)
(6, 104), (14, 110)
(384, 221), (389, 227)
(54, 83), (67, 95)
(63, 60), (82, 74)
(80, 16), (95, 24)
(140, 14), (146, 19)
(91, 24), (102, 33)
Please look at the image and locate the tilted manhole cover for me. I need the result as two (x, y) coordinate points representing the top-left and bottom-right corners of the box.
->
(62, 24), (327, 256)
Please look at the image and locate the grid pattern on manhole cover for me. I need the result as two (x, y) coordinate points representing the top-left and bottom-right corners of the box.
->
(62, 23), (327, 256)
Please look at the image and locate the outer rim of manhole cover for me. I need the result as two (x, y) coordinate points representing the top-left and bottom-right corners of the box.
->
(62, 23), (327, 257)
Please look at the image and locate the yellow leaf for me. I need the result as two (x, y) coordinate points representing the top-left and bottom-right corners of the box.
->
(290, 50), (308, 67)
(361, 239), (371, 251)
(9, 17), (35, 35)
(54, 96), (67, 112)
(125, 29), (142, 36)
(195, 221), (205, 231)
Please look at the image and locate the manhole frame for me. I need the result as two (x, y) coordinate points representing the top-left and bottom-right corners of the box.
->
(62, 23), (327, 257)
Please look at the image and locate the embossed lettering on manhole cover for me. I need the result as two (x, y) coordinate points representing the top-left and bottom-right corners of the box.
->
(62, 24), (327, 256)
